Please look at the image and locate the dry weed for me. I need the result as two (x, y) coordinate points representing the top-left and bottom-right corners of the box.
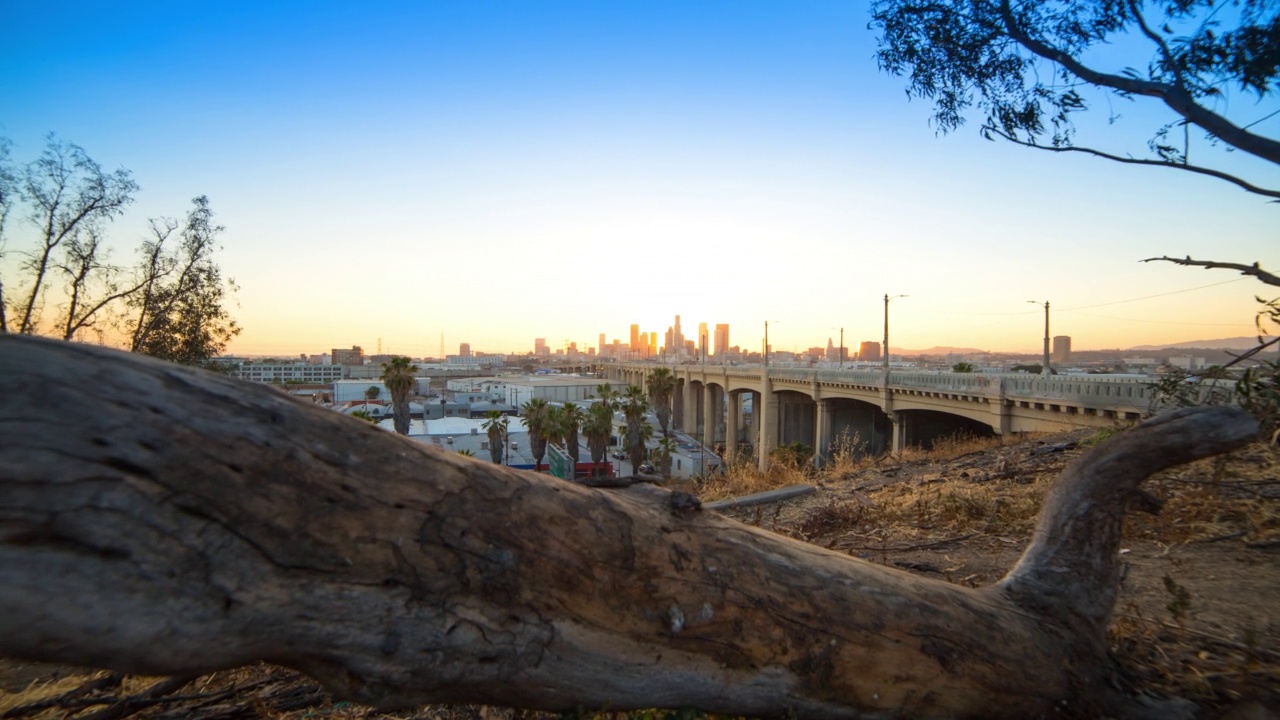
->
(692, 461), (811, 502)
(1124, 444), (1280, 545)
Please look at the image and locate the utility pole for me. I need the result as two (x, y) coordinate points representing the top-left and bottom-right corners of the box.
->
(883, 294), (907, 372)
(1028, 301), (1051, 375)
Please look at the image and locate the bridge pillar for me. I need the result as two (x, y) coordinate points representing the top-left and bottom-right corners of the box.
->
(747, 391), (760, 462)
(716, 384), (727, 445)
(988, 379), (1012, 436)
(726, 392), (740, 464)
(702, 383), (716, 450)
(814, 398), (832, 468)
(686, 379), (696, 427)
(890, 411), (908, 454)
(672, 380), (684, 432)
(757, 381), (777, 470)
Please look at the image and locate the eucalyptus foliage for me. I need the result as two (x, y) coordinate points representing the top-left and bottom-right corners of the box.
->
(871, 0), (1280, 198)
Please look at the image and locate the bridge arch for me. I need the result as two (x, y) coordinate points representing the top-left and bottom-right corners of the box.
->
(824, 398), (892, 458)
(889, 395), (997, 428)
(775, 390), (815, 450)
(894, 409), (995, 451)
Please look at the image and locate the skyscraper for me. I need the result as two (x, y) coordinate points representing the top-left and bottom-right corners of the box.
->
(630, 324), (640, 351)
(534, 338), (547, 356)
(1052, 336), (1072, 363)
(714, 324), (729, 356)
(598, 333), (606, 355)
(698, 322), (708, 357)
(673, 315), (683, 352)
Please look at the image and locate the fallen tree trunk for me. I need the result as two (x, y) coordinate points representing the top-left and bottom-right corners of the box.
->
(0, 337), (1259, 718)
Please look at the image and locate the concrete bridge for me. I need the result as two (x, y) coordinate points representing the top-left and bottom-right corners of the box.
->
(599, 364), (1155, 468)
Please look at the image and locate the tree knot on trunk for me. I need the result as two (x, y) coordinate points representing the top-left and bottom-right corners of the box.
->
(668, 491), (702, 517)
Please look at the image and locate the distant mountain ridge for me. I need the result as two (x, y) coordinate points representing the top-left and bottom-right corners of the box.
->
(899, 346), (989, 355)
(1124, 336), (1269, 351)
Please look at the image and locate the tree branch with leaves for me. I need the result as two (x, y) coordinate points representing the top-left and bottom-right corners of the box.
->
(870, 0), (1280, 199)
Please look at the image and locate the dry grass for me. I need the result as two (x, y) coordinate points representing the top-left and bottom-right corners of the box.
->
(786, 470), (1052, 548)
(1125, 444), (1280, 546)
(1108, 604), (1280, 709)
(688, 461), (811, 501)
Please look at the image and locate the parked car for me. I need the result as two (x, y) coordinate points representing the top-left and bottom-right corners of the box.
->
(638, 463), (655, 474)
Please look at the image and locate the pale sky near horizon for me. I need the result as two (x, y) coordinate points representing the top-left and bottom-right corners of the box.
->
(2, 2), (1276, 357)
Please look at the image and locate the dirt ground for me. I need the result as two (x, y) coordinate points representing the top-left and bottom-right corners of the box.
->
(2, 427), (1277, 718)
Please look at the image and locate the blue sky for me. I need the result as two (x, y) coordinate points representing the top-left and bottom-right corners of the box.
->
(2, 1), (1276, 356)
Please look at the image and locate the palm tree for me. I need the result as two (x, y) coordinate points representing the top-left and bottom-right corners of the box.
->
(544, 405), (565, 449)
(656, 436), (677, 479)
(646, 368), (677, 438)
(635, 423), (654, 471)
(621, 385), (649, 470)
(380, 356), (417, 435)
(559, 402), (585, 466)
(594, 382), (619, 412)
(583, 401), (613, 476)
(521, 398), (551, 471)
(481, 410), (508, 464)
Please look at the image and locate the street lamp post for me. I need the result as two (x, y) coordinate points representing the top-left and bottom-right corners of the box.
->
(1028, 300), (1051, 375)
(831, 326), (844, 369)
(764, 321), (771, 369)
(883, 294), (907, 372)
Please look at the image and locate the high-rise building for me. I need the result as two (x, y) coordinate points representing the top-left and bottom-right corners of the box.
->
(598, 333), (606, 355)
(1052, 335), (1072, 363)
(459, 343), (472, 358)
(647, 332), (657, 357)
(673, 315), (683, 352)
(630, 324), (640, 351)
(534, 338), (548, 356)
(697, 322), (708, 357)
(714, 324), (729, 356)
(331, 346), (364, 366)
(858, 341), (881, 362)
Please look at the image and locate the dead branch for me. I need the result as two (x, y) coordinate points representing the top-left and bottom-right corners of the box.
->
(0, 337), (1259, 719)
(1140, 256), (1280, 287)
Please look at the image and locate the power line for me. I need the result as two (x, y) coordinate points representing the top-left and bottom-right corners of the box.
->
(910, 277), (1248, 317)
(1067, 311), (1250, 327)
(1057, 277), (1248, 311)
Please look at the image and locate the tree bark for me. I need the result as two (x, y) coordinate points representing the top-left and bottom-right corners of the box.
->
(0, 337), (1259, 718)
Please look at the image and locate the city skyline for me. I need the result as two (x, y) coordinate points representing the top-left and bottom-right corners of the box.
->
(244, 323), (1267, 362)
(2, 3), (1275, 358)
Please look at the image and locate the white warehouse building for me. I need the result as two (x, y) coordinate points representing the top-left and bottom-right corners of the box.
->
(235, 362), (346, 384)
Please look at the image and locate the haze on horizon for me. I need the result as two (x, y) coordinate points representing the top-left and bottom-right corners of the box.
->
(2, 2), (1276, 359)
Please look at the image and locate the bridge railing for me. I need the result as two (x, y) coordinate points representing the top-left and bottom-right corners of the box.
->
(883, 371), (999, 392)
(770, 368), (884, 385)
(999, 376), (1155, 411)
(642, 364), (1168, 413)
